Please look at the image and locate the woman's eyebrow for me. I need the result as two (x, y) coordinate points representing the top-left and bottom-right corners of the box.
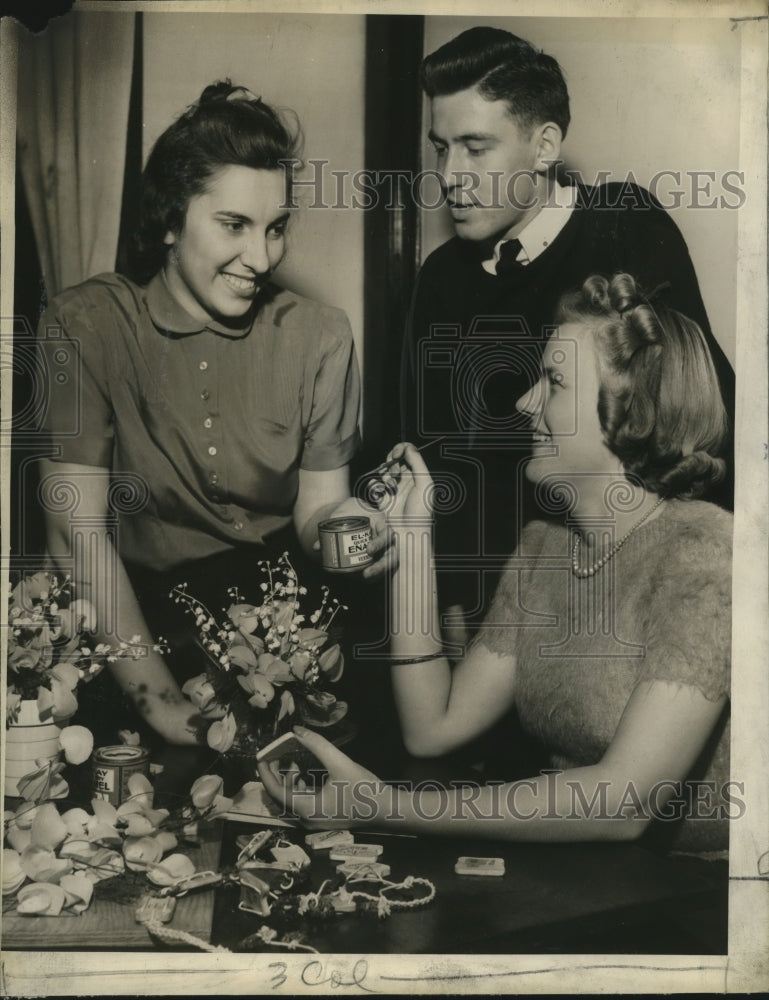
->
(213, 210), (252, 222)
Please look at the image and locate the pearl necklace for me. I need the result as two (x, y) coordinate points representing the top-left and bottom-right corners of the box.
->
(571, 496), (665, 578)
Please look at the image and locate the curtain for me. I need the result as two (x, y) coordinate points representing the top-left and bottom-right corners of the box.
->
(16, 11), (135, 299)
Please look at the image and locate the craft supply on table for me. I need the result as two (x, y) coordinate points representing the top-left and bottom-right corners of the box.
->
(317, 516), (373, 572)
(135, 894), (176, 925)
(305, 829), (355, 850)
(454, 856), (505, 876)
(236, 829), (273, 863)
(337, 860), (391, 879)
(271, 841), (311, 869)
(329, 843), (384, 861)
(92, 744), (150, 805)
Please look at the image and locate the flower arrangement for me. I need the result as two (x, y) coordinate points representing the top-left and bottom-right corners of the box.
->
(173, 553), (348, 754)
(5, 571), (148, 798)
(6, 571), (146, 724)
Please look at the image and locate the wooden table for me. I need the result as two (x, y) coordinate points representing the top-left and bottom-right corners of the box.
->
(2, 742), (728, 955)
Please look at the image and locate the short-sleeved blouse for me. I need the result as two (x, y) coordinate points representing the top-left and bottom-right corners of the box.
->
(37, 272), (361, 571)
(476, 500), (733, 851)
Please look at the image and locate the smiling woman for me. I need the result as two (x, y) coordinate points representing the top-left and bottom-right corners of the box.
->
(35, 82), (392, 747)
(261, 273), (732, 855)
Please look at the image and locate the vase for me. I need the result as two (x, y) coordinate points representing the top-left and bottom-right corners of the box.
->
(4, 700), (67, 796)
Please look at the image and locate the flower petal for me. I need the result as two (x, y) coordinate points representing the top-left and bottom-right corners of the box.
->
(190, 774), (224, 810)
(90, 798), (118, 825)
(58, 839), (99, 865)
(146, 854), (196, 887)
(52, 661), (81, 691)
(154, 830), (178, 855)
(5, 826), (32, 853)
(318, 643), (344, 682)
(17, 761), (68, 803)
(2, 850), (26, 895)
(20, 846), (73, 884)
(12, 802), (39, 830)
(277, 690), (295, 721)
(82, 848), (125, 883)
(123, 835), (163, 872)
(228, 645), (257, 671)
(207, 712), (237, 753)
(296, 628), (330, 649)
(59, 872), (94, 913)
(35, 686), (55, 720)
(61, 808), (91, 837)
(86, 821), (123, 847)
(126, 772), (154, 808)
(122, 813), (156, 838)
(30, 802), (68, 851)
(227, 603), (260, 634)
(16, 882), (67, 916)
(50, 678), (79, 721)
(59, 725), (94, 765)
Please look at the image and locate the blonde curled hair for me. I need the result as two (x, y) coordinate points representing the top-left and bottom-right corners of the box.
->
(556, 273), (728, 499)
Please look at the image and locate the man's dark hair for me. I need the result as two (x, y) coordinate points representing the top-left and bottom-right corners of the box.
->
(129, 80), (301, 284)
(421, 27), (570, 137)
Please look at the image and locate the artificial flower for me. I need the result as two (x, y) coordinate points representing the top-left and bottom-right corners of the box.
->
(30, 802), (68, 851)
(59, 725), (94, 765)
(207, 712), (237, 753)
(237, 671), (275, 709)
(17, 760), (69, 803)
(2, 850), (26, 895)
(16, 882), (67, 916)
(59, 872), (94, 913)
(190, 774), (224, 810)
(146, 853), (195, 887)
(182, 674), (220, 714)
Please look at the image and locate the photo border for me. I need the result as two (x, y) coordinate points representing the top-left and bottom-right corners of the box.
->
(1, 0), (766, 994)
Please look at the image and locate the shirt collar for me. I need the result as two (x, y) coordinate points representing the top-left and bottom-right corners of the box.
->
(145, 270), (256, 338)
(483, 182), (578, 274)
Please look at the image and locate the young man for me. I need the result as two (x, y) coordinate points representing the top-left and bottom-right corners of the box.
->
(400, 26), (734, 648)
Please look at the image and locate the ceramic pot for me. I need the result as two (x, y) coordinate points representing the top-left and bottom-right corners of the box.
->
(5, 700), (67, 796)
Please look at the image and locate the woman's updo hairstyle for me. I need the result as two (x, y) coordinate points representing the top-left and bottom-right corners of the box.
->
(556, 273), (728, 500)
(129, 81), (302, 283)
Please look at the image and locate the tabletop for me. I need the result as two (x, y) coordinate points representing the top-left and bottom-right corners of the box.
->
(2, 745), (728, 955)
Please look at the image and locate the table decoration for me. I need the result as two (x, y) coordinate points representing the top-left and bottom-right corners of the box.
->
(171, 552), (348, 755)
(5, 571), (148, 795)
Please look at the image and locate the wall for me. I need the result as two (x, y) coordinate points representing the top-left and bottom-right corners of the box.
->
(143, 12), (366, 369)
(421, 16), (741, 366)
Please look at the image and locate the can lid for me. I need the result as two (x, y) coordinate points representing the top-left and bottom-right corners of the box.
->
(318, 516), (371, 531)
(95, 745), (148, 762)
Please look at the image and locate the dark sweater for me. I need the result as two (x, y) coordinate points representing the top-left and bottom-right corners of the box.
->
(400, 183), (735, 616)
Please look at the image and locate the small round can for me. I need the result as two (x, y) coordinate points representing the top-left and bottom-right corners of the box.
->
(92, 745), (150, 806)
(318, 516), (373, 572)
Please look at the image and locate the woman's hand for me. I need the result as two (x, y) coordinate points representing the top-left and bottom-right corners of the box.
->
(257, 726), (386, 830)
(377, 442), (435, 526)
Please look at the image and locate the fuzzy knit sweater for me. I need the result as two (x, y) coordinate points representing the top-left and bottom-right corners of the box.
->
(476, 500), (732, 852)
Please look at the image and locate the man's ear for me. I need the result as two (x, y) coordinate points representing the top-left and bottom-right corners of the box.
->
(532, 122), (563, 174)
(163, 231), (176, 246)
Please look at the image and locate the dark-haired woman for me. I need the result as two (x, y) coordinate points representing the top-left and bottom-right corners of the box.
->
(261, 274), (732, 854)
(37, 84), (386, 744)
